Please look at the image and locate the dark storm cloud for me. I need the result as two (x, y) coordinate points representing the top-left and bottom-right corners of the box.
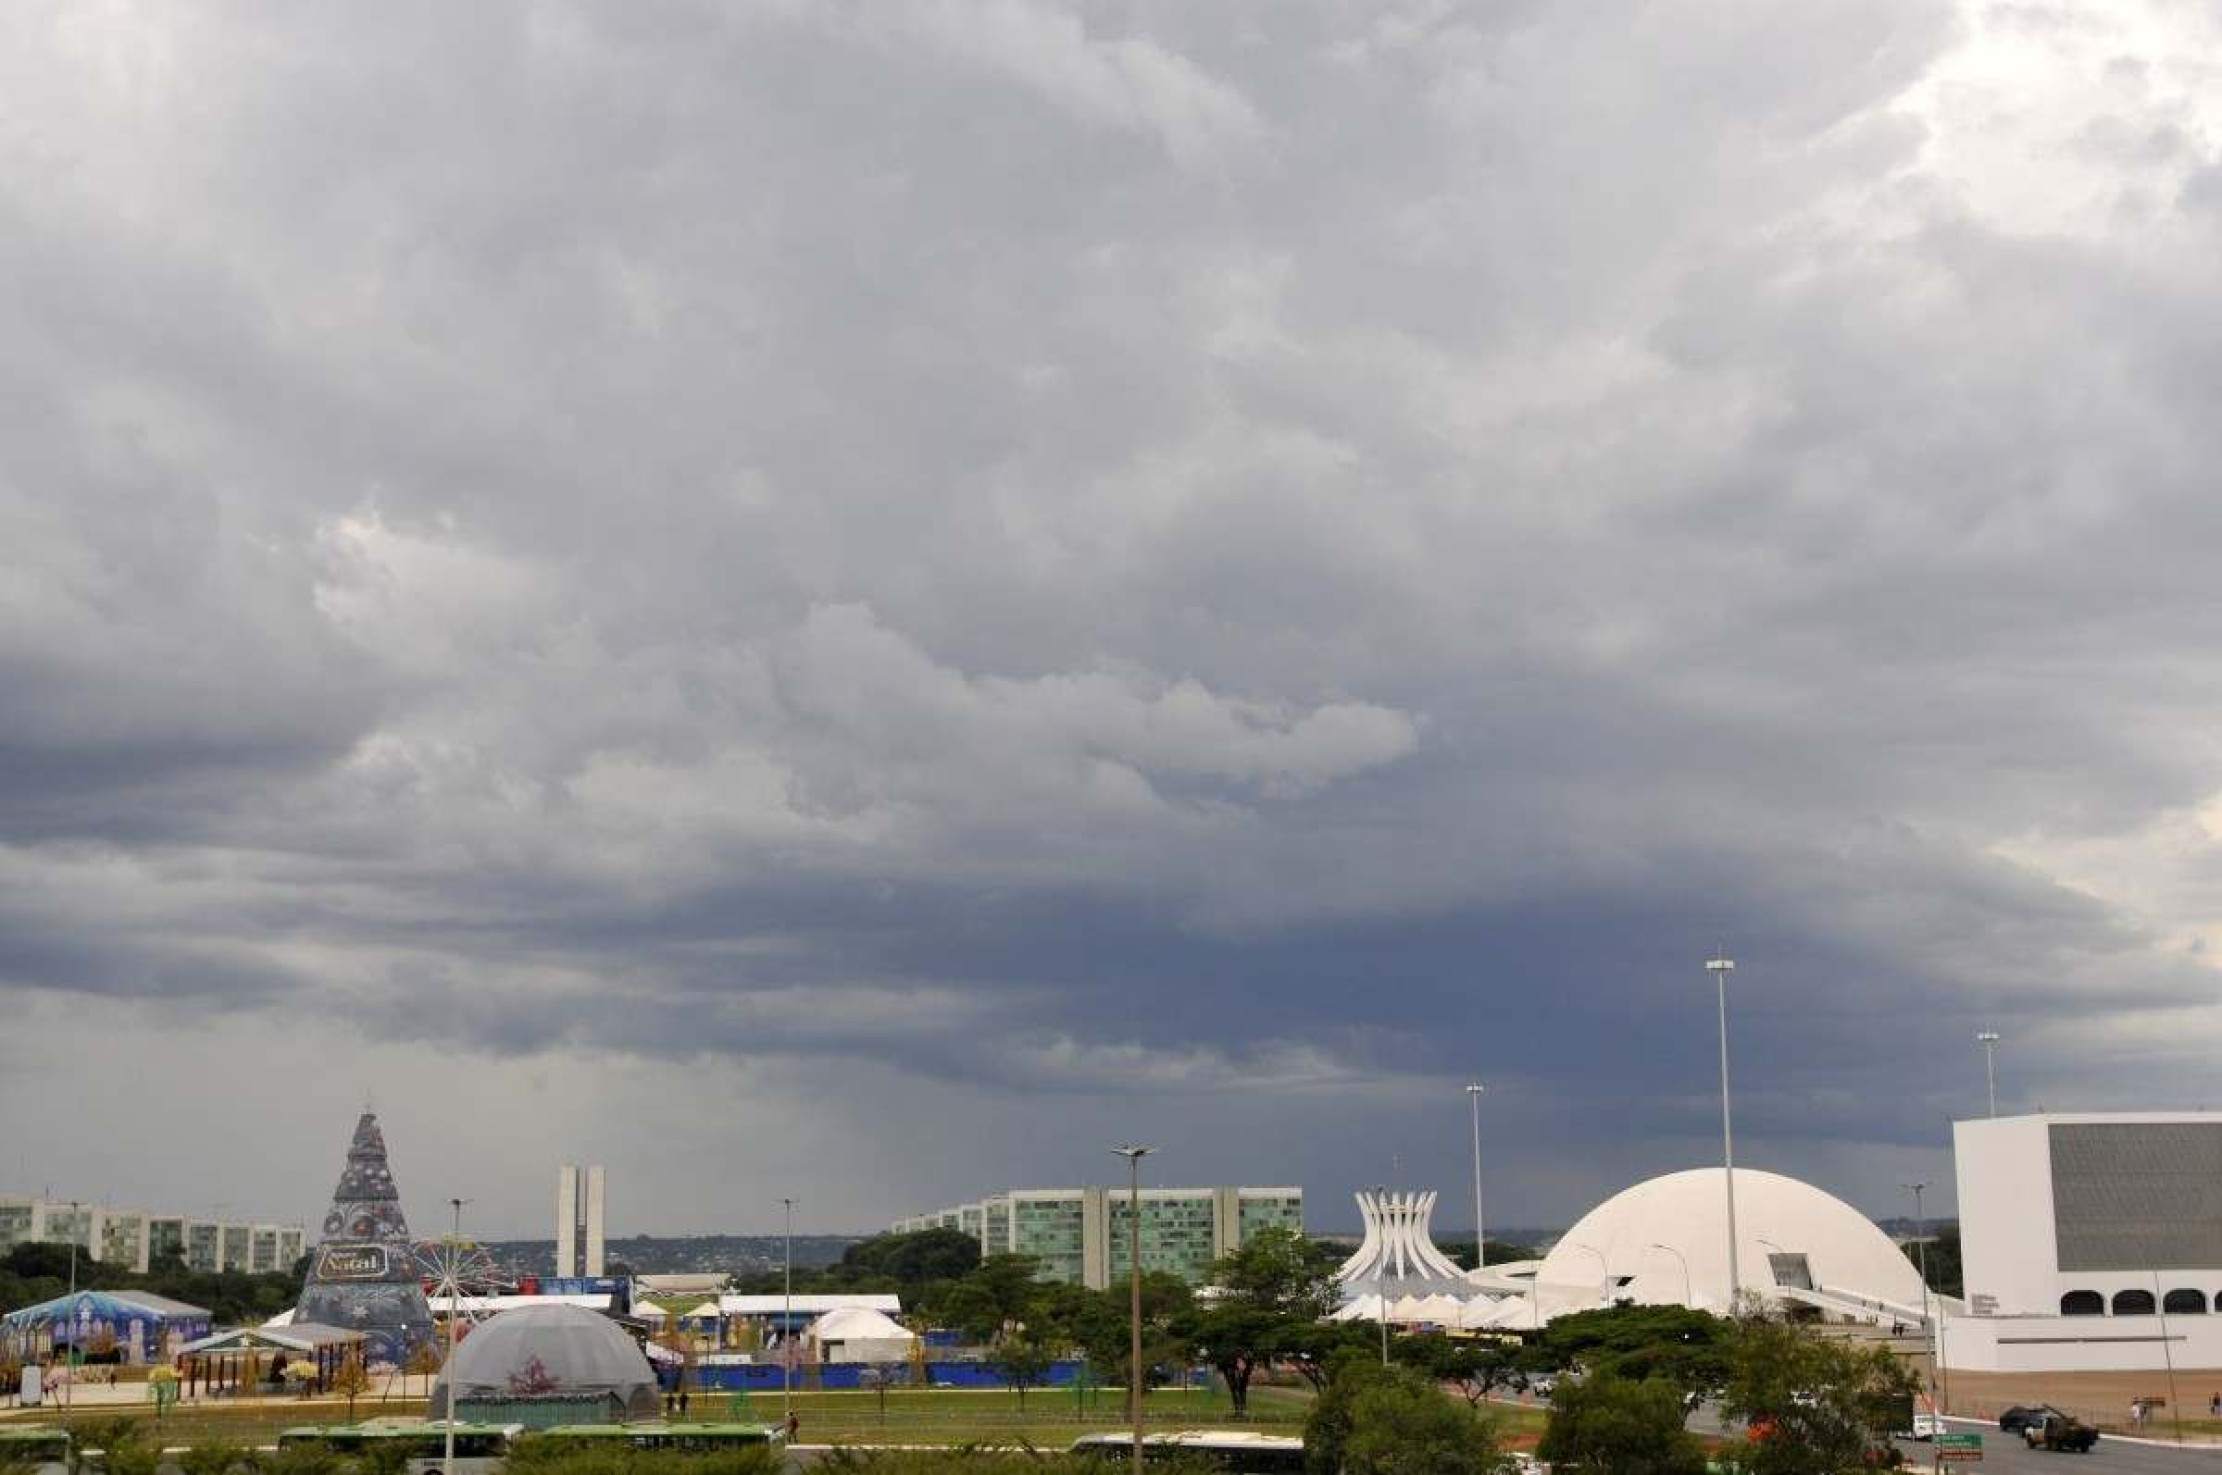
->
(5, 0), (2222, 1228)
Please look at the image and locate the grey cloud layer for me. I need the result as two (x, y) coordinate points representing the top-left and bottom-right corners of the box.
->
(5, 0), (2222, 1224)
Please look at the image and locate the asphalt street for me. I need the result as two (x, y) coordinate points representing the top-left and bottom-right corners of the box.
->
(1893, 1422), (2222, 1475)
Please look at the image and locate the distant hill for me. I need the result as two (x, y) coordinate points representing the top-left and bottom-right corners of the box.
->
(479, 1233), (860, 1278)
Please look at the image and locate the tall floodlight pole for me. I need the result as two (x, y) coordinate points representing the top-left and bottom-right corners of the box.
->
(1902, 1182), (1935, 1412)
(1975, 1032), (2000, 1118)
(1465, 1084), (1487, 1274)
(1706, 957), (1742, 1310)
(781, 1197), (796, 1431)
(444, 1197), (468, 1475)
(1112, 1147), (1152, 1475)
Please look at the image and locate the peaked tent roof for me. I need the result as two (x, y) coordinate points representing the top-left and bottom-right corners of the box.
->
(2, 1289), (210, 1326)
(808, 1307), (915, 1343)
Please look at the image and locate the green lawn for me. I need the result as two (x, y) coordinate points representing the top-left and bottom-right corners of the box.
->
(0, 1397), (433, 1450)
(0, 1382), (1547, 1452)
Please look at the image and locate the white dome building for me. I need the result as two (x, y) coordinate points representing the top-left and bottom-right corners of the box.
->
(429, 1303), (660, 1422)
(1523, 1168), (1928, 1325)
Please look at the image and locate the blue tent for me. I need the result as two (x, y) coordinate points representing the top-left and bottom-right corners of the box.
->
(1, 1289), (212, 1363)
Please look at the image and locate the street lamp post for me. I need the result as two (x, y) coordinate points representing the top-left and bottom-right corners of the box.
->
(1902, 1182), (1936, 1414)
(444, 1197), (469, 1475)
(1564, 1242), (1610, 1307)
(1465, 1084), (1486, 1274)
(1705, 957), (1742, 1310)
(1975, 1032), (2000, 1118)
(781, 1197), (795, 1433)
(64, 1202), (79, 1413)
(1648, 1243), (1691, 1308)
(1112, 1147), (1152, 1475)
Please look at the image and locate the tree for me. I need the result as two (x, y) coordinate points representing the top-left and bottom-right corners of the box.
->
(933, 1253), (1045, 1345)
(404, 1340), (444, 1399)
(1528, 1305), (1733, 1397)
(1715, 1313), (1918, 1475)
(988, 1328), (1055, 1408)
(1040, 1274), (1192, 1397)
(1536, 1373), (1707, 1475)
(330, 1349), (373, 1422)
(833, 1229), (982, 1287)
(1306, 1355), (1505, 1475)
(1182, 1227), (1341, 1416)
(1394, 1334), (1526, 1408)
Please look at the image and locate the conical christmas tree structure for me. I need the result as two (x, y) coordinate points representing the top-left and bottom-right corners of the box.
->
(295, 1111), (434, 1363)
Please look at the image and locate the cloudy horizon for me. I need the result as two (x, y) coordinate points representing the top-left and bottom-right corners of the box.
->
(7, 0), (2222, 1241)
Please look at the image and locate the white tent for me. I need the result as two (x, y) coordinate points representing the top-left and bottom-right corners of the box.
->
(807, 1306), (917, 1365)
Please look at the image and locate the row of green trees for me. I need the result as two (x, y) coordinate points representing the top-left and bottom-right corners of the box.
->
(0, 1243), (305, 1328)
(799, 1226), (1383, 1412)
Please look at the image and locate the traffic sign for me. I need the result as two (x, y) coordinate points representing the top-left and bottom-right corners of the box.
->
(1937, 1432), (1982, 1462)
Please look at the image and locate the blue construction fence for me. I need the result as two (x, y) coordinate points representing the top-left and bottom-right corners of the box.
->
(677, 1360), (1093, 1392)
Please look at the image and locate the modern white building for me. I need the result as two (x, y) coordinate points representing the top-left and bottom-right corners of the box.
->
(1951, 1112), (2222, 1371)
(1426, 1168), (1928, 1331)
(554, 1164), (607, 1278)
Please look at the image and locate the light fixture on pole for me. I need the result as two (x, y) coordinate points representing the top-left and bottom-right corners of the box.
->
(1464, 1084), (1486, 1272)
(1975, 1031), (2001, 1118)
(1648, 1243), (1691, 1308)
(1564, 1241), (1610, 1308)
(64, 1202), (79, 1413)
(1705, 956), (1742, 1310)
(443, 1197), (469, 1475)
(1901, 1181), (1936, 1414)
(781, 1197), (796, 1432)
(1111, 1146), (1152, 1475)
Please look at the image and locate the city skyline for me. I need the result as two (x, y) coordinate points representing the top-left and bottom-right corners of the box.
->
(5, 2), (2221, 1235)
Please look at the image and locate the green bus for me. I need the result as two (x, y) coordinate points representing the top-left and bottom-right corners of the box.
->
(530, 1422), (784, 1453)
(1070, 1431), (1306, 1474)
(276, 1421), (522, 1474)
(0, 1427), (70, 1475)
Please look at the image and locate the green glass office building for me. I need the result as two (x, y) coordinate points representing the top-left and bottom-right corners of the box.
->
(896, 1185), (1303, 1289)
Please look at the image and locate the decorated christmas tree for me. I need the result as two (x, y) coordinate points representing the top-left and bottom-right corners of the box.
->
(294, 1111), (435, 1363)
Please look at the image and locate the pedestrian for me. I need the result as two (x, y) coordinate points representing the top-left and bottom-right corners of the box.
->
(679, 1388), (690, 1417)
(2210, 1392), (2219, 1418)
(2130, 1398), (2143, 1429)
(785, 1411), (800, 1443)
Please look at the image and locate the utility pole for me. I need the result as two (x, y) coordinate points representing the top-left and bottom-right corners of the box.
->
(1112, 1146), (1152, 1475)
(1706, 957), (1741, 1309)
(1975, 1031), (2000, 1118)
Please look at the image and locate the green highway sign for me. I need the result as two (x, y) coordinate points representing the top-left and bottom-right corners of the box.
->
(1937, 1432), (1982, 1462)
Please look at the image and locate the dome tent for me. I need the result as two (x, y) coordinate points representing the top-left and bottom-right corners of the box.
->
(428, 1304), (659, 1423)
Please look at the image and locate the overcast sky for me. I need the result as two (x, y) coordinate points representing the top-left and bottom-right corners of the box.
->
(6, 1), (2222, 1241)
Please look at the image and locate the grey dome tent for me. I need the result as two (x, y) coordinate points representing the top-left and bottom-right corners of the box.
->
(428, 1304), (659, 1423)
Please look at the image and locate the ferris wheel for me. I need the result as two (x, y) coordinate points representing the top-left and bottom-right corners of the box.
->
(415, 1237), (506, 1329)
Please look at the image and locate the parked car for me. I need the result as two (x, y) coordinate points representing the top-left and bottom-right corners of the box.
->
(2000, 1405), (2066, 1434)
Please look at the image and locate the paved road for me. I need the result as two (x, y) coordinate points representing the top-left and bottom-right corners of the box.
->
(1895, 1423), (2222, 1475)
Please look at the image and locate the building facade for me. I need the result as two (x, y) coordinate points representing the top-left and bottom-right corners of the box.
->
(555, 1164), (607, 1278)
(0, 1198), (303, 1275)
(896, 1185), (1303, 1289)
(1952, 1111), (2222, 1371)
